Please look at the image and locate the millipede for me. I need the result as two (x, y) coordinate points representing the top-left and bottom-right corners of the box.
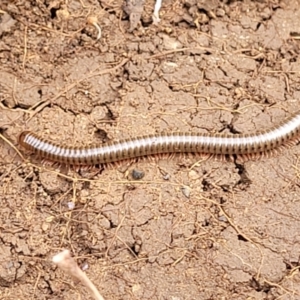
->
(18, 111), (300, 166)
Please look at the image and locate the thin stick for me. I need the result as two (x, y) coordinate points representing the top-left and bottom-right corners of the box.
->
(22, 25), (28, 71)
(53, 250), (105, 300)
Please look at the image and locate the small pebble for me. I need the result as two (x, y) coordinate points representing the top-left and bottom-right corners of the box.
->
(181, 186), (191, 198)
(81, 262), (89, 271)
(163, 173), (170, 180)
(216, 8), (225, 17)
(67, 202), (75, 210)
(132, 169), (145, 180)
(42, 222), (49, 232)
(218, 215), (227, 222)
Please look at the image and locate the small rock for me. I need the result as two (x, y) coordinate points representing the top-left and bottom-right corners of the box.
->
(216, 8), (225, 17)
(132, 169), (145, 180)
(42, 222), (49, 232)
(189, 170), (199, 180)
(181, 186), (191, 198)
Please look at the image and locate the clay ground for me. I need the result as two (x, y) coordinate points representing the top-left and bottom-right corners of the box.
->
(1, 0), (300, 299)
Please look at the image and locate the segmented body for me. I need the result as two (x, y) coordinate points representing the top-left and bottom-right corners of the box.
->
(18, 111), (300, 165)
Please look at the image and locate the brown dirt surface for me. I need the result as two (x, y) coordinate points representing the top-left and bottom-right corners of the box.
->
(1, 0), (300, 299)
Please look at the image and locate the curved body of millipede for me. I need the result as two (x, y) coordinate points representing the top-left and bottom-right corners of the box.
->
(18, 111), (300, 165)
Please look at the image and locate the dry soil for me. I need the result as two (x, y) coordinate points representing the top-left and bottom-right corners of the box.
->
(1, 0), (300, 299)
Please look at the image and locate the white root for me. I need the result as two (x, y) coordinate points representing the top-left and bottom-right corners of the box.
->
(87, 16), (102, 41)
(53, 249), (105, 300)
(152, 0), (162, 24)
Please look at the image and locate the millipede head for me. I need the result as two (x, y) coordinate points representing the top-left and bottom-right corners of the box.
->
(18, 131), (32, 148)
